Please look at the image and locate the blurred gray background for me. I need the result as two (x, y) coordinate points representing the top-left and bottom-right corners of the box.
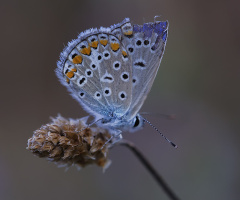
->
(0, 0), (240, 199)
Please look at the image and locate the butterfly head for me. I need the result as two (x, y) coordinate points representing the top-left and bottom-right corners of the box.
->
(97, 114), (144, 133)
(128, 114), (145, 132)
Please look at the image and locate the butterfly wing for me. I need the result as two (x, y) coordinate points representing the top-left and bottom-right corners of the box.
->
(56, 18), (167, 125)
(56, 25), (133, 119)
(117, 19), (168, 120)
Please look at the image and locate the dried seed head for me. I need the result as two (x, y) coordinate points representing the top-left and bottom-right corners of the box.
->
(27, 115), (112, 170)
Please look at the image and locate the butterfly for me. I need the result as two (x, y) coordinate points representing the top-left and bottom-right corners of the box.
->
(56, 17), (176, 147)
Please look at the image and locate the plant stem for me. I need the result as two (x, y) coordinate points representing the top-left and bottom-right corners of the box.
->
(117, 140), (180, 200)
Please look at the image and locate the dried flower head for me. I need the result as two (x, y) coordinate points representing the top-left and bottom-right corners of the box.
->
(27, 115), (112, 170)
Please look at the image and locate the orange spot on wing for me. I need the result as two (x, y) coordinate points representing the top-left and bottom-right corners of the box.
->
(66, 71), (74, 78)
(72, 55), (82, 64)
(80, 46), (91, 55)
(66, 78), (70, 84)
(124, 30), (133, 36)
(110, 43), (120, 51)
(71, 68), (77, 72)
(90, 41), (98, 48)
(100, 39), (108, 46)
(122, 50), (127, 57)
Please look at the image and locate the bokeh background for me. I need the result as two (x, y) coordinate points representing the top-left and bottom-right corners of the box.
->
(1, 0), (240, 199)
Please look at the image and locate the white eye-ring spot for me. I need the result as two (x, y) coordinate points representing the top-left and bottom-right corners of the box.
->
(98, 33), (108, 41)
(109, 35), (119, 43)
(103, 87), (112, 97)
(76, 41), (88, 51)
(113, 61), (121, 70)
(85, 69), (93, 77)
(133, 59), (146, 69)
(94, 91), (102, 99)
(90, 63), (97, 70)
(143, 39), (150, 46)
(79, 92), (85, 98)
(101, 71), (114, 83)
(78, 75), (87, 87)
(135, 39), (143, 47)
(88, 35), (98, 43)
(121, 72), (129, 82)
(127, 45), (134, 54)
(103, 50), (111, 60)
(118, 91), (127, 101)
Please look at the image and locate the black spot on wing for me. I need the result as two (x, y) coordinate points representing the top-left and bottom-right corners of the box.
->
(134, 62), (146, 67)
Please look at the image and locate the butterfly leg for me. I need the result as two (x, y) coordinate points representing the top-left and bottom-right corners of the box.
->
(100, 130), (122, 150)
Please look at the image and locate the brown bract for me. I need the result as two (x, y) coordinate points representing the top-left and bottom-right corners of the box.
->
(27, 115), (112, 170)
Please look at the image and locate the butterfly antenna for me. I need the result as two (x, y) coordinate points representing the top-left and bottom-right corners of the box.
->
(142, 117), (178, 148)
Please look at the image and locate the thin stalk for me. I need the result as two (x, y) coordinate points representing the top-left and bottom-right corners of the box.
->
(116, 140), (180, 200)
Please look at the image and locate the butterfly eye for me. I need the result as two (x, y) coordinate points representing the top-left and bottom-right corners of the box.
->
(133, 116), (140, 128)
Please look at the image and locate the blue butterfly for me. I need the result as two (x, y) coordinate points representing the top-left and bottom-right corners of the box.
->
(56, 17), (176, 147)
